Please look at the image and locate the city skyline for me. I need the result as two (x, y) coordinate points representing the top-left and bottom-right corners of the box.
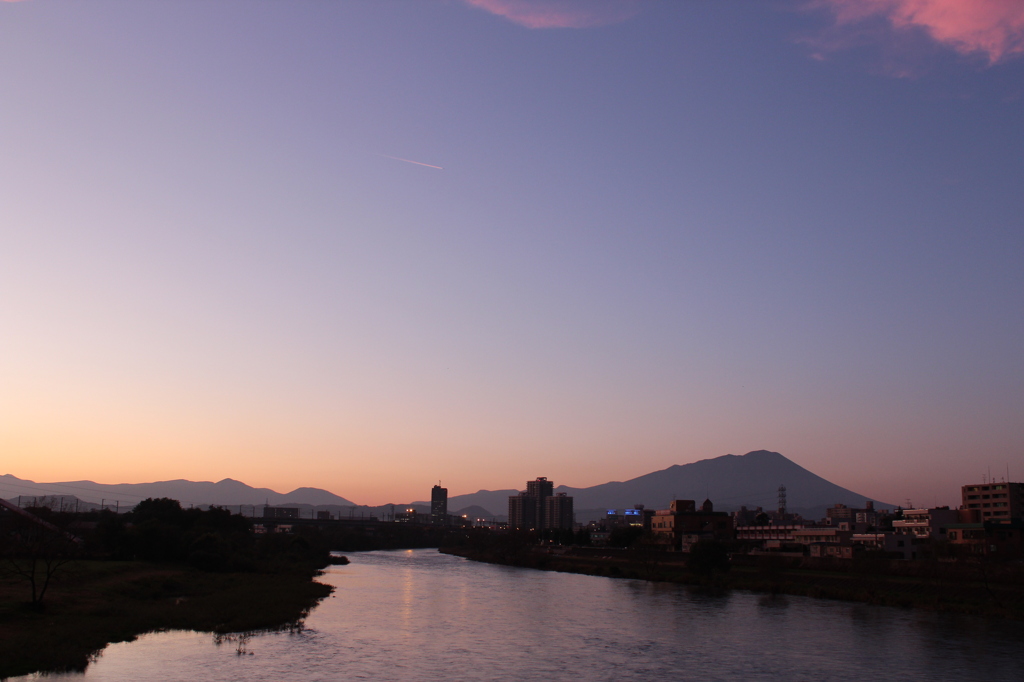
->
(2, 0), (1023, 506)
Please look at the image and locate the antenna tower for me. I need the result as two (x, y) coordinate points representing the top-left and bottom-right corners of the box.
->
(777, 485), (787, 516)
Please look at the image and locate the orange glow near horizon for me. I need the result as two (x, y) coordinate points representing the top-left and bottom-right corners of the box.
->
(2, 0), (1022, 518)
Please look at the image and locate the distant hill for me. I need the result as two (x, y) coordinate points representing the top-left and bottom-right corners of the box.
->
(411, 490), (519, 519)
(2, 451), (891, 522)
(0, 474), (355, 509)
(447, 451), (893, 521)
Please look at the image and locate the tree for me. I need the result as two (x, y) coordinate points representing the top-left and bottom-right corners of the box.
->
(608, 525), (644, 548)
(131, 497), (185, 525)
(1, 507), (81, 607)
(687, 540), (730, 580)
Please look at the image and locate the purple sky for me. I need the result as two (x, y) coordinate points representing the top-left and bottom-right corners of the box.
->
(2, 0), (1022, 506)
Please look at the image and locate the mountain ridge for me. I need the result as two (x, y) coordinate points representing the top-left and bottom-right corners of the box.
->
(446, 450), (893, 520)
(0, 473), (355, 508)
(2, 450), (892, 520)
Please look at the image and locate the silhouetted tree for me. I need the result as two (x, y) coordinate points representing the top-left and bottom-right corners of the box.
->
(1, 509), (80, 607)
(608, 526), (644, 548)
(687, 540), (730, 579)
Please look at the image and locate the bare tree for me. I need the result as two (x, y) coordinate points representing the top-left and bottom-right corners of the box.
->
(1, 503), (81, 607)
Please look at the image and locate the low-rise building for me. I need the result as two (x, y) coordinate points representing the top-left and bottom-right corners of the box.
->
(826, 502), (884, 531)
(651, 499), (733, 551)
(961, 482), (1023, 523)
(947, 520), (1024, 557)
(792, 528), (853, 559)
(852, 532), (915, 560)
(736, 523), (810, 551)
(892, 507), (959, 541)
(605, 506), (655, 531)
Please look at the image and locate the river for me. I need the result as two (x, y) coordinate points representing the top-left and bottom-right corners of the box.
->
(18, 549), (1024, 681)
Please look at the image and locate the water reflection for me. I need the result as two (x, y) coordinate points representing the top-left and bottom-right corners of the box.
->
(16, 549), (1024, 682)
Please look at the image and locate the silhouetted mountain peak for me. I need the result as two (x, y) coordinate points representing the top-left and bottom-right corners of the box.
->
(448, 450), (890, 521)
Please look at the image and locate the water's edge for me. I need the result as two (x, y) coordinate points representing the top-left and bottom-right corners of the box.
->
(439, 545), (1024, 620)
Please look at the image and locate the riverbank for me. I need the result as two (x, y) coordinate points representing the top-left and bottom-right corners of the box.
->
(0, 560), (333, 680)
(441, 546), (1024, 620)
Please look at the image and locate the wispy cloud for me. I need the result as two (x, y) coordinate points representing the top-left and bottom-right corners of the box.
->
(380, 154), (444, 170)
(462, 0), (642, 29)
(811, 0), (1024, 65)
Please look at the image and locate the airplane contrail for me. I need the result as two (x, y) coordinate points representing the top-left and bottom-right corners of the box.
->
(380, 154), (443, 170)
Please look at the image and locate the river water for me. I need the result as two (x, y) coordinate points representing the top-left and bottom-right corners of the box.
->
(20, 549), (1024, 681)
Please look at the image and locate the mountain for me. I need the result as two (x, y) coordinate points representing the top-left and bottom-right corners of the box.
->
(0, 474), (355, 509)
(2, 451), (890, 521)
(411, 490), (519, 518)
(447, 451), (892, 521)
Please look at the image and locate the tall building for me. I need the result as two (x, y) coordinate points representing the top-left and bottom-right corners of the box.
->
(962, 482), (1023, 522)
(508, 493), (536, 530)
(545, 492), (574, 531)
(509, 477), (573, 530)
(431, 484), (448, 526)
(527, 477), (553, 500)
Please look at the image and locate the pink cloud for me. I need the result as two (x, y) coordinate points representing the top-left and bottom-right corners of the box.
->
(814, 0), (1024, 64)
(462, 0), (642, 29)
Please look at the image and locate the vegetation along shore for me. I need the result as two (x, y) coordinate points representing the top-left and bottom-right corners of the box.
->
(0, 499), (335, 680)
(440, 537), (1024, 621)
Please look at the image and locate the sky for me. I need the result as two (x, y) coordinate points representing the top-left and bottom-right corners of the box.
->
(2, 0), (1023, 507)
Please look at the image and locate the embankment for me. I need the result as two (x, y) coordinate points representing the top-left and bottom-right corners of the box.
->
(441, 546), (1024, 619)
(0, 561), (333, 680)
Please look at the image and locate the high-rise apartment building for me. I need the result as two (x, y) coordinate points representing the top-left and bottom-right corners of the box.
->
(508, 493), (536, 530)
(508, 477), (573, 530)
(431, 484), (448, 526)
(526, 477), (553, 500)
(545, 492), (574, 531)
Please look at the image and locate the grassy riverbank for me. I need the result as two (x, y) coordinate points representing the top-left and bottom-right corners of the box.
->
(441, 546), (1024, 620)
(0, 560), (333, 680)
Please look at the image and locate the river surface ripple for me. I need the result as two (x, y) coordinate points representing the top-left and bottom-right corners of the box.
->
(20, 549), (1024, 681)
